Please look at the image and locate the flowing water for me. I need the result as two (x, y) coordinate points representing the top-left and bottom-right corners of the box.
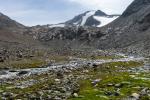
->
(0, 55), (145, 80)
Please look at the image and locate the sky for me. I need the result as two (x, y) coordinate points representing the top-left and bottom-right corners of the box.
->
(0, 0), (134, 26)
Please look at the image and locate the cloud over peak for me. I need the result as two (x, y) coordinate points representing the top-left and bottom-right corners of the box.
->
(67, 0), (134, 14)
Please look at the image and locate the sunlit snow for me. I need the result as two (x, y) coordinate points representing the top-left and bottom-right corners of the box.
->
(49, 24), (65, 28)
(81, 11), (96, 26)
(93, 16), (118, 27)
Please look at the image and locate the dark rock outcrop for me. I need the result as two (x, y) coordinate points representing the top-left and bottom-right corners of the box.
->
(84, 16), (101, 27)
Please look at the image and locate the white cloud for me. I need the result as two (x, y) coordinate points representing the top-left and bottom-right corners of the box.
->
(67, 0), (134, 14)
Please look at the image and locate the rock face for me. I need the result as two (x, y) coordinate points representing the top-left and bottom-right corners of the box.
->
(49, 10), (119, 27)
(122, 0), (150, 17)
(27, 26), (105, 49)
(98, 0), (150, 56)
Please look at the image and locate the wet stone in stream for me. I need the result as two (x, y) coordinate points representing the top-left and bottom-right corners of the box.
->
(17, 71), (29, 76)
(0, 71), (7, 75)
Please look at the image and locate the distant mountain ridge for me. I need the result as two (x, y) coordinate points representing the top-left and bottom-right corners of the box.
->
(0, 12), (25, 29)
(0, 12), (40, 48)
(49, 10), (120, 28)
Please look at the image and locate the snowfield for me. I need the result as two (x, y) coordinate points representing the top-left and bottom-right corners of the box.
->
(94, 16), (119, 27)
(49, 24), (65, 28)
(81, 11), (96, 26)
(47, 10), (119, 28)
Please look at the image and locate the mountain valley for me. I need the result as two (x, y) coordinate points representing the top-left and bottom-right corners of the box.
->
(0, 0), (150, 99)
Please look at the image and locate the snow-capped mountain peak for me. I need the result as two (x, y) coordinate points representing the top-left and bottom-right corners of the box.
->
(49, 10), (120, 28)
(65, 10), (120, 27)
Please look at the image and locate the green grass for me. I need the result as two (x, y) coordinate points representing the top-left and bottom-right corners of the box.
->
(69, 60), (148, 100)
(0, 55), (70, 69)
(0, 53), (147, 100)
(77, 55), (125, 60)
(70, 72), (150, 100)
(70, 80), (109, 100)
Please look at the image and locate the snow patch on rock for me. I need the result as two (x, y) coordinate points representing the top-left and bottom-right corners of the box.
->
(49, 24), (65, 28)
(81, 11), (96, 26)
(93, 16), (118, 27)
(94, 16), (118, 27)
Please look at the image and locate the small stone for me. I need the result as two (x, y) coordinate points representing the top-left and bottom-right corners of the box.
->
(1, 97), (7, 100)
(54, 97), (62, 100)
(56, 71), (64, 78)
(131, 93), (140, 99)
(114, 92), (120, 96)
(107, 83), (114, 87)
(37, 91), (44, 96)
(9, 70), (18, 72)
(66, 92), (72, 97)
(115, 83), (123, 88)
(104, 91), (113, 96)
(2, 92), (13, 98)
(0, 71), (7, 75)
(91, 79), (101, 86)
(47, 95), (52, 99)
(55, 79), (61, 83)
(73, 93), (78, 97)
(115, 66), (118, 68)
(17, 71), (28, 76)
(140, 87), (149, 95)
(130, 75), (136, 78)
(0, 57), (4, 62)
(93, 63), (98, 68)
(121, 81), (131, 85)
(83, 70), (89, 73)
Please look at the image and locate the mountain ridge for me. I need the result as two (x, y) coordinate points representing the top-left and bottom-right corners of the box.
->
(0, 0), (150, 56)
(49, 10), (120, 28)
(0, 12), (41, 49)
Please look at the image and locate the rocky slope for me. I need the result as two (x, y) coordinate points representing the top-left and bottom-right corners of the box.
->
(27, 26), (105, 49)
(1, 0), (150, 57)
(0, 12), (25, 30)
(24, 0), (150, 56)
(0, 12), (38, 47)
(98, 0), (150, 56)
(24, 10), (118, 49)
(0, 12), (43, 64)
(49, 10), (119, 27)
